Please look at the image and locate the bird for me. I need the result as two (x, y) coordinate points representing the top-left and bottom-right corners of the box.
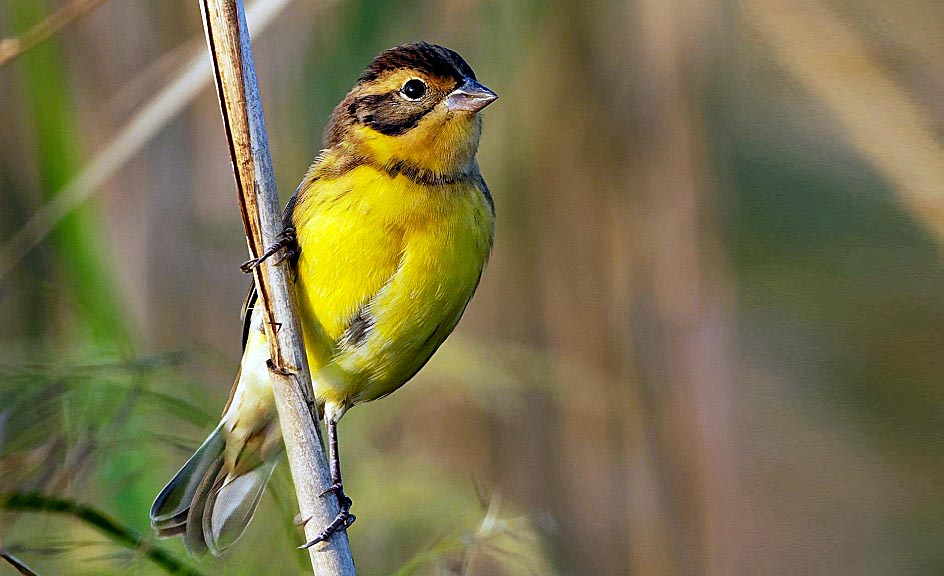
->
(149, 42), (497, 555)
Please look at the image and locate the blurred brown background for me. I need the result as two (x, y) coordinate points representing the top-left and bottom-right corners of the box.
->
(1, 0), (943, 574)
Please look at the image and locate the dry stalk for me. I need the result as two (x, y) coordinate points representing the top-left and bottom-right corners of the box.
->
(197, 1), (356, 573)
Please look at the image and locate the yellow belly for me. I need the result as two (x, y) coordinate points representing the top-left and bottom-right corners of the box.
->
(290, 165), (493, 407)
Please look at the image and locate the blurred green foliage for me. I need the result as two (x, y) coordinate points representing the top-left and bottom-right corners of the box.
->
(7, 0), (131, 351)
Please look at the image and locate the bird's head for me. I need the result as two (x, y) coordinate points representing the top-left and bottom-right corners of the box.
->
(324, 42), (497, 178)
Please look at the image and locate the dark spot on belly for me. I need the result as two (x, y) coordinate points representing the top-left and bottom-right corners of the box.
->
(340, 307), (374, 348)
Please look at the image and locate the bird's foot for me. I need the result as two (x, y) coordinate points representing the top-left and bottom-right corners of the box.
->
(318, 482), (347, 499)
(298, 485), (355, 549)
(240, 226), (298, 273)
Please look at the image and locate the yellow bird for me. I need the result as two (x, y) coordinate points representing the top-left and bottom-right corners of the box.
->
(150, 42), (496, 555)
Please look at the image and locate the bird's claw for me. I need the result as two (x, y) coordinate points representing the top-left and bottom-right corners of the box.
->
(319, 483), (344, 498)
(240, 226), (298, 273)
(273, 247), (298, 266)
(298, 491), (355, 549)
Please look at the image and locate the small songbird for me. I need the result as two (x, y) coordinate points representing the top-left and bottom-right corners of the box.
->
(150, 43), (496, 555)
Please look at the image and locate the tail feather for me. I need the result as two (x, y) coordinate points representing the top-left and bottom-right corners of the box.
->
(203, 460), (278, 555)
(151, 424), (225, 530)
(150, 424), (278, 556)
(184, 456), (224, 555)
(153, 509), (189, 538)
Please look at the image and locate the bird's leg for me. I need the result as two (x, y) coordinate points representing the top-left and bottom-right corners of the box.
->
(240, 226), (298, 273)
(299, 415), (355, 549)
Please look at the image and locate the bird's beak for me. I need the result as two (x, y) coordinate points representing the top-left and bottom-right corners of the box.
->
(445, 78), (498, 113)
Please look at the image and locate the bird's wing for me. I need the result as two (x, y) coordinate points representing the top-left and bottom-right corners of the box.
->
(239, 285), (257, 351)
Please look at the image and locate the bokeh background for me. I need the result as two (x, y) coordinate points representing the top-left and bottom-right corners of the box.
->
(1, 0), (943, 574)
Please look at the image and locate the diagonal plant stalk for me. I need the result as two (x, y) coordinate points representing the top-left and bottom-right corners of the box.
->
(198, 1), (356, 574)
(0, 549), (41, 576)
(0, 493), (203, 576)
(745, 0), (944, 250)
(6, 0), (132, 351)
(0, 0), (324, 282)
(0, 0), (109, 68)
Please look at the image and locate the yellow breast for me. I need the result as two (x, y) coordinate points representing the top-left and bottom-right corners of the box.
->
(291, 163), (493, 406)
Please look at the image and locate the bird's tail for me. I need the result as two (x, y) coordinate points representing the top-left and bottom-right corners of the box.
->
(150, 424), (277, 556)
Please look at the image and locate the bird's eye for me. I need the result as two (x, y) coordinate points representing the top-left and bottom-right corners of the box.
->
(400, 79), (427, 100)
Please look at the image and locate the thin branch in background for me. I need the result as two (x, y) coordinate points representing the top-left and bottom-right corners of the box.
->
(198, 0), (355, 573)
(0, 0), (109, 69)
(0, 549), (41, 576)
(633, 0), (741, 574)
(0, 493), (203, 576)
(745, 0), (944, 249)
(0, 0), (317, 281)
